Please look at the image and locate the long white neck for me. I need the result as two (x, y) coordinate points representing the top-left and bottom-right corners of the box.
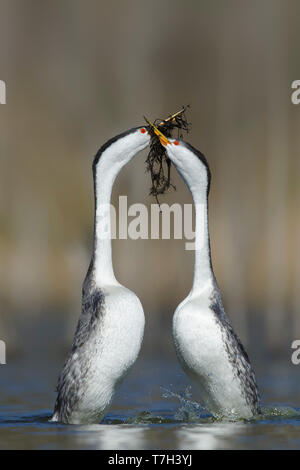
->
(90, 129), (149, 287)
(168, 149), (215, 297)
(93, 156), (121, 286)
(190, 188), (214, 296)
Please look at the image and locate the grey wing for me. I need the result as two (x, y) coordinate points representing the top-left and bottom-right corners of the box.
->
(222, 317), (260, 414)
(210, 291), (261, 414)
(53, 288), (105, 421)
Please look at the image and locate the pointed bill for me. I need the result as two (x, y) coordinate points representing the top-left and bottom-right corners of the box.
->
(143, 116), (171, 146)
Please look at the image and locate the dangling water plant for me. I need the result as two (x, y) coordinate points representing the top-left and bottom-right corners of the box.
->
(144, 105), (191, 203)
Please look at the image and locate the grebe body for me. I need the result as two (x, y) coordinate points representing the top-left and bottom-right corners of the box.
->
(51, 127), (150, 424)
(164, 139), (260, 419)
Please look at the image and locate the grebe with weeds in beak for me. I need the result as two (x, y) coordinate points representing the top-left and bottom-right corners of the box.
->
(150, 121), (261, 420)
(51, 127), (150, 424)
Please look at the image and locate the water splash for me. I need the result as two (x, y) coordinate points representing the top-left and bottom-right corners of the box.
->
(161, 386), (211, 422)
(160, 385), (300, 424)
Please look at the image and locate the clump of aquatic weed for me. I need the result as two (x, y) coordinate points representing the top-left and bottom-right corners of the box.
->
(144, 106), (191, 204)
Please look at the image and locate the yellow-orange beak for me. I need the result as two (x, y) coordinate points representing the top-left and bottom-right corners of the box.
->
(143, 116), (171, 146)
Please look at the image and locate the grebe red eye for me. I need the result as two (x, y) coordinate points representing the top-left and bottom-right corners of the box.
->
(174, 140), (179, 145)
(140, 128), (146, 134)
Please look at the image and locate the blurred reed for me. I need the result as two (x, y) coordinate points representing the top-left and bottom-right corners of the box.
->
(0, 0), (299, 357)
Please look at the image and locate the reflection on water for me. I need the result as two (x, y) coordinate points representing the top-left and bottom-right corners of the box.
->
(0, 350), (300, 450)
(176, 423), (246, 450)
(71, 424), (147, 450)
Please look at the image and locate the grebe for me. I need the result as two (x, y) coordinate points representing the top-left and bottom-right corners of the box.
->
(159, 132), (260, 420)
(51, 127), (150, 424)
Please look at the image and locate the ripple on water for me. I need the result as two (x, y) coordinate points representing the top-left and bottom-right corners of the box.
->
(1, 389), (299, 429)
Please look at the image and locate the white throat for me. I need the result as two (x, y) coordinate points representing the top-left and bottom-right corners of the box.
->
(92, 131), (149, 286)
(191, 191), (214, 295)
(94, 156), (119, 286)
(167, 146), (214, 297)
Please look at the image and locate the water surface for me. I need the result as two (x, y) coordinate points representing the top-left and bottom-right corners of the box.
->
(1, 350), (300, 450)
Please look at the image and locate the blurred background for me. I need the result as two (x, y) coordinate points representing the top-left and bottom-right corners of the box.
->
(0, 0), (300, 366)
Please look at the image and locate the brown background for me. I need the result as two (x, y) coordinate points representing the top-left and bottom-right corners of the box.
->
(0, 0), (299, 358)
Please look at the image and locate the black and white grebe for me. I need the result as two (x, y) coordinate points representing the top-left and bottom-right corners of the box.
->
(159, 132), (261, 420)
(51, 127), (150, 424)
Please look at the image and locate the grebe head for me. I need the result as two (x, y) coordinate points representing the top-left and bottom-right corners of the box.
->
(161, 137), (211, 197)
(93, 126), (151, 171)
